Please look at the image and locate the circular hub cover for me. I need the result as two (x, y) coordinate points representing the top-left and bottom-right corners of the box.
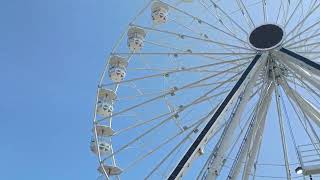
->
(249, 24), (284, 51)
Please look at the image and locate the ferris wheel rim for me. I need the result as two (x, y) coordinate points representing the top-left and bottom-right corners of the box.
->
(92, 0), (320, 179)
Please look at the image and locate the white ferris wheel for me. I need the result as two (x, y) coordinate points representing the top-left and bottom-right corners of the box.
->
(91, 0), (320, 179)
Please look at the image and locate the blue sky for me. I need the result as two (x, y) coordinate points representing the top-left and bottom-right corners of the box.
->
(0, 0), (146, 179)
(1, 0), (319, 179)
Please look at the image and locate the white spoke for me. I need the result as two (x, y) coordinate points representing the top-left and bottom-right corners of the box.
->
(102, 57), (251, 87)
(285, 1), (320, 39)
(262, 0), (267, 23)
(112, 52), (256, 56)
(130, 24), (253, 51)
(208, 0), (249, 36)
(235, 0), (255, 28)
(158, 0), (250, 45)
(283, 0), (303, 28)
(103, 73), (238, 163)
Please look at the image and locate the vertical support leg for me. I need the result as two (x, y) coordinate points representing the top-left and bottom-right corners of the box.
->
(241, 85), (271, 180)
(206, 56), (265, 179)
(228, 82), (274, 179)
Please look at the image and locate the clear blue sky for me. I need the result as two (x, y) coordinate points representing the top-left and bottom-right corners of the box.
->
(0, 0), (318, 179)
(0, 0), (145, 179)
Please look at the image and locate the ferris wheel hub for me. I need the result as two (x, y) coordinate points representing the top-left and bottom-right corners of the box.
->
(249, 24), (284, 51)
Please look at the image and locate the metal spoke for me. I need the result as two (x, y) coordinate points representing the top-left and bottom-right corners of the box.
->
(235, 0), (255, 29)
(103, 71), (243, 163)
(144, 109), (221, 180)
(283, 18), (320, 45)
(157, 0), (250, 45)
(285, 1), (320, 39)
(283, 0), (303, 28)
(262, 0), (267, 23)
(207, 0), (249, 36)
(130, 24), (253, 51)
(112, 52), (256, 56)
(102, 57), (251, 87)
(98, 63), (247, 122)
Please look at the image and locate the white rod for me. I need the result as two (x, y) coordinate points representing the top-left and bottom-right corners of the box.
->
(285, 2), (320, 39)
(208, 0), (249, 35)
(102, 57), (252, 87)
(235, 0), (255, 28)
(112, 52), (256, 56)
(157, 0), (249, 45)
(130, 24), (253, 51)
(99, 63), (246, 122)
(103, 72), (242, 163)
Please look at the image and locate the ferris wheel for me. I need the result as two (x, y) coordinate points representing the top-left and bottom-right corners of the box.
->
(91, 0), (320, 179)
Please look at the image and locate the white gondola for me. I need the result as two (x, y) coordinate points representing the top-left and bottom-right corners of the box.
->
(98, 164), (123, 176)
(90, 139), (112, 156)
(93, 125), (115, 137)
(151, 1), (169, 24)
(97, 88), (117, 117)
(108, 55), (128, 83)
(127, 27), (146, 52)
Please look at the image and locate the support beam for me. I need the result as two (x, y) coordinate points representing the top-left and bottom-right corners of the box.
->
(274, 48), (320, 91)
(206, 56), (265, 179)
(241, 84), (274, 180)
(228, 82), (275, 179)
(280, 79), (320, 128)
(274, 81), (291, 180)
(282, 60), (320, 90)
(167, 54), (265, 180)
(278, 48), (320, 77)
